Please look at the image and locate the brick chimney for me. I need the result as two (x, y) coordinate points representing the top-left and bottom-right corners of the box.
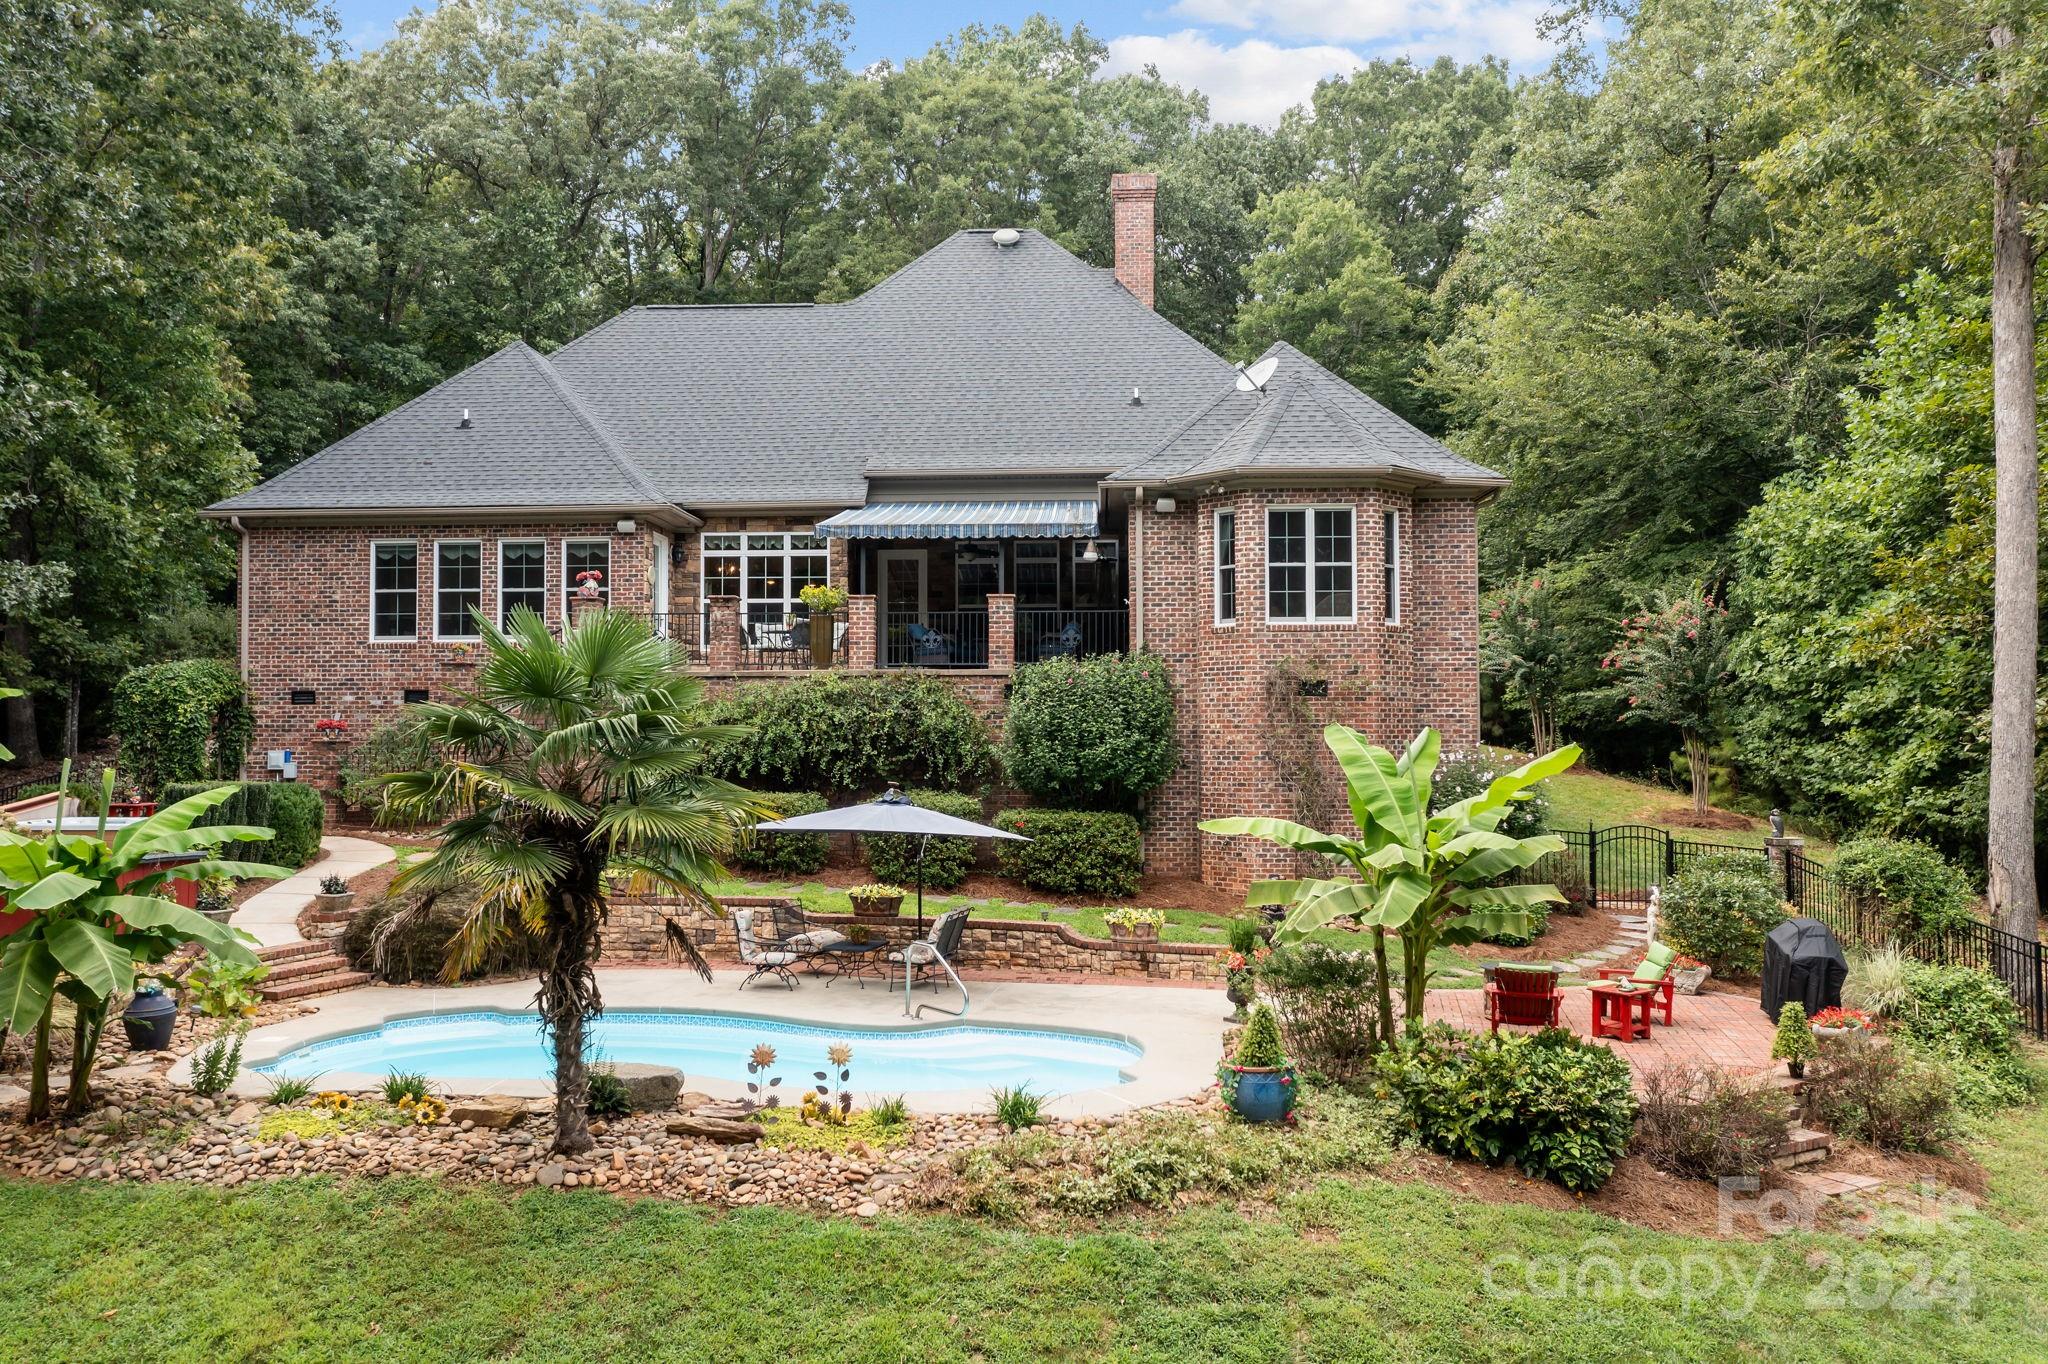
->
(1110, 172), (1157, 309)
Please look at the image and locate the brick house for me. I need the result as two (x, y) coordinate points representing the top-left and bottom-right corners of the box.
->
(206, 173), (1505, 892)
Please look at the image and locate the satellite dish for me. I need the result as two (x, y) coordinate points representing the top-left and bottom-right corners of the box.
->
(992, 227), (1021, 247)
(1236, 356), (1279, 393)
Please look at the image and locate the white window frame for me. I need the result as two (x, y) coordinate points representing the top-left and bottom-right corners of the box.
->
(432, 539), (484, 641)
(564, 537), (612, 606)
(699, 529), (827, 624)
(369, 539), (419, 642)
(497, 538), (548, 629)
(1383, 509), (1401, 626)
(1265, 505), (1356, 625)
(955, 540), (1001, 608)
(1213, 510), (1236, 626)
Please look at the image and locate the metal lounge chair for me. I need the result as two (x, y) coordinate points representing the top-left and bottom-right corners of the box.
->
(888, 907), (970, 1018)
(733, 909), (800, 990)
(766, 899), (845, 975)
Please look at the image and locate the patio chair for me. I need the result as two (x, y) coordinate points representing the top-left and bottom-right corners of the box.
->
(1035, 621), (1082, 659)
(889, 908), (969, 994)
(1484, 964), (1562, 1034)
(1593, 940), (1676, 1025)
(733, 909), (800, 990)
(906, 622), (954, 666)
(766, 900), (845, 974)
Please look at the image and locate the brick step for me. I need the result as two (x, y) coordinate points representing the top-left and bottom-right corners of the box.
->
(264, 952), (353, 983)
(258, 940), (330, 964)
(263, 970), (372, 1002)
(1770, 1126), (1834, 1169)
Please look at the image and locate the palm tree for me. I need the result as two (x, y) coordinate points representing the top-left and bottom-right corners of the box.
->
(380, 607), (758, 1155)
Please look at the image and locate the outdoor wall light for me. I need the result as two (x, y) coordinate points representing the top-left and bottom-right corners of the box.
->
(1154, 495), (1177, 514)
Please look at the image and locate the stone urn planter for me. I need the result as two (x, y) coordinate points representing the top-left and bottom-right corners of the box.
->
(847, 884), (905, 922)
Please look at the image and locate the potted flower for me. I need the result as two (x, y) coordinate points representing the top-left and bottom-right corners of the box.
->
(1810, 1006), (1875, 1040)
(1771, 1001), (1819, 1079)
(576, 568), (605, 601)
(847, 883), (905, 921)
(121, 978), (179, 1051)
(1671, 953), (1711, 995)
(798, 584), (848, 667)
(1103, 906), (1164, 945)
(844, 923), (872, 944)
(315, 716), (349, 744)
(447, 641), (475, 666)
(194, 875), (235, 926)
(1219, 1003), (1294, 1123)
(1221, 949), (1266, 1017)
(313, 873), (354, 915)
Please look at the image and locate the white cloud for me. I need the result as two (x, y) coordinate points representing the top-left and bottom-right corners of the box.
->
(1165, 0), (1558, 67)
(1101, 31), (1366, 127)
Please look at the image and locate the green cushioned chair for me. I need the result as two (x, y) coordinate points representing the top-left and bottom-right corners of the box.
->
(1595, 940), (1677, 1025)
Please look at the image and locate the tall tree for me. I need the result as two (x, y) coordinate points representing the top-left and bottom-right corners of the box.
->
(1768, 0), (2047, 939)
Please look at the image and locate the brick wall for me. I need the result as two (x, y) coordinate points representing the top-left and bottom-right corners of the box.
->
(240, 519), (660, 792)
(1132, 486), (1485, 891)
(1110, 173), (1157, 309)
(605, 894), (1225, 982)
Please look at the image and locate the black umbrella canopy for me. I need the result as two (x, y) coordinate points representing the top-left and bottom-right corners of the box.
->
(752, 784), (1028, 930)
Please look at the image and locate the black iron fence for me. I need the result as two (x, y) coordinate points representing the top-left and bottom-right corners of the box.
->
(882, 610), (990, 668)
(1525, 823), (2045, 1039)
(1014, 608), (1129, 664)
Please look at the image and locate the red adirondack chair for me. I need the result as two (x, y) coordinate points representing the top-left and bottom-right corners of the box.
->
(1485, 965), (1563, 1034)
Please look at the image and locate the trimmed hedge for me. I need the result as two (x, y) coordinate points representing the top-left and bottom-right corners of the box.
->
(863, 789), (982, 888)
(1661, 852), (1785, 977)
(160, 779), (326, 870)
(993, 808), (1143, 898)
(732, 792), (830, 876)
(109, 659), (254, 792)
(1002, 652), (1177, 813)
(703, 673), (995, 797)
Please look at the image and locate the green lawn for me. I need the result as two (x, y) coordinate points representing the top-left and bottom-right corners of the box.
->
(1544, 770), (1836, 857)
(1, 1105), (2040, 1361)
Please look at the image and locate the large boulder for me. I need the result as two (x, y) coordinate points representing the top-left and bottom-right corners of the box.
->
(448, 1095), (526, 1129)
(592, 1062), (682, 1112)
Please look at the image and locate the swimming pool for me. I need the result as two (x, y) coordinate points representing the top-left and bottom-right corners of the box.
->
(253, 1010), (1143, 1096)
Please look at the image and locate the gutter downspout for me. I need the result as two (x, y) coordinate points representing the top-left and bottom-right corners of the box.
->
(230, 516), (249, 680)
(1131, 486), (1145, 651)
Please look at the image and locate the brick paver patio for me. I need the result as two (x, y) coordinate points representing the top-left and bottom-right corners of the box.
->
(1425, 985), (1779, 1086)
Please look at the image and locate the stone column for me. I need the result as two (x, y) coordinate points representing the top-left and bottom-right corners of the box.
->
(986, 593), (1015, 671)
(705, 596), (741, 671)
(1764, 811), (1805, 904)
(846, 594), (878, 670)
(569, 595), (606, 630)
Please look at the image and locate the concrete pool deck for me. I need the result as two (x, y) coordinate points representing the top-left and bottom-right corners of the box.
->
(176, 968), (1234, 1119)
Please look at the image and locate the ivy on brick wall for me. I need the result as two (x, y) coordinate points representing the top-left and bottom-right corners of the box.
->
(109, 659), (255, 793)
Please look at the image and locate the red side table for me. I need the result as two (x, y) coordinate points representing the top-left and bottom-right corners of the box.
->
(1590, 983), (1653, 1042)
(1592, 966), (1674, 1025)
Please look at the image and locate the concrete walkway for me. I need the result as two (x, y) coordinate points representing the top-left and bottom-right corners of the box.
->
(230, 835), (396, 949)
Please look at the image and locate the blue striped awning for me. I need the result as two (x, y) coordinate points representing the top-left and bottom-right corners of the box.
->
(815, 499), (1099, 540)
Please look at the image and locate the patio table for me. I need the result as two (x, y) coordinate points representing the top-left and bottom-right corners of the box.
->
(816, 938), (890, 988)
(1590, 982), (1654, 1042)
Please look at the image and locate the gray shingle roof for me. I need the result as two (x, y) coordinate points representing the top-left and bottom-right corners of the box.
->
(1106, 342), (1505, 489)
(211, 235), (1500, 518)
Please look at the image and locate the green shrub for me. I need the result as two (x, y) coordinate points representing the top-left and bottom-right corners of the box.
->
(1660, 852), (1785, 977)
(335, 718), (433, 815)
(1431, 750), (1552, 841)
(1770, 1002), (1817, 1066)
(1632, 1063), (1792, 1180)
(990, 1084), (1043, 1132)
(1895, 961), (2020, 1058)
(992, 808), (1142, 897)
(109, 659), (254, 792)
(731, 792), (830, 876)
(1843, 946), (1915, 1017)
(863, 789), (982, 887)
(703, 673), (995, 797)
(1832, 836), (1977, 939)
(1805, 1035), (1955, 1152)
(1481, 900), (1550, 947)
(1375, 1025), (1638, 1192)
(1256, 943), (1382, 1083)
(262, 781), (325, 868)
(342, 886), (546, 984)
(382, 1071), (431, 1105)
(1002, 652), (1177, 812)
(586, 1070), (634, 1119)
(1234, 1003), (1287, 1067)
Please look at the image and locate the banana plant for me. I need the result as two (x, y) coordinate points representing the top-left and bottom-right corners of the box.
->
(0, 764), (290, 1120)
(1201, 726), (1579, 1037)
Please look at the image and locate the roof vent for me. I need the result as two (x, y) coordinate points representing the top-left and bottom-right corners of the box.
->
(458, 408), (472, 429)
(992, 228), (1021, 248)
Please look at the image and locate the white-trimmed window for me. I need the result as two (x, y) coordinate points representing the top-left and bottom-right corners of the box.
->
(498, 539), (546, 627)
(565, 539), (611, 605)
(434, 541), (483, 639)
(700, 530), (827, 625)
(371, 541), (418, 640)
(1214, 511), (1236, 625)
(1383, 510), (1401, 625)
(1266, 506), (1354, 623)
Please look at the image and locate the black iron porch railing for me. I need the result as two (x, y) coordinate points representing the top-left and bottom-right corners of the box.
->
(882, 610), (991, 668)
(1014, 608), (1128, 664)
(739, 610), (848, 670)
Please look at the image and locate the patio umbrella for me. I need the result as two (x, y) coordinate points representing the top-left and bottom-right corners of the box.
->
(752, 783), (1028, 932)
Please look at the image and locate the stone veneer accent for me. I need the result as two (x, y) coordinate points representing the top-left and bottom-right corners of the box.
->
(604, 894), (1224, 983)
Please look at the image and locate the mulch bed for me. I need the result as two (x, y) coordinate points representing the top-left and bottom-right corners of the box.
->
(1650, 806), (1761, 833)
(1477, 907), (1632, 964)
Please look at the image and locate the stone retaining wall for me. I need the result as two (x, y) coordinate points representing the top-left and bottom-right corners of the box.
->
(603, 894), (1225, 983)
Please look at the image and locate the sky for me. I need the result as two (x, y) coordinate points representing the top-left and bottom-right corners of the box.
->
(326, 0), (1566, 126)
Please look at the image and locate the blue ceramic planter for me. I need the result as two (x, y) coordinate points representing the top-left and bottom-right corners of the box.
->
(1230, 1067), (1290, 1123)
(122, 991), (178, 1051)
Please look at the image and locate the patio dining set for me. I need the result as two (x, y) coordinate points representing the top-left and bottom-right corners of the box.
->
(1484, 945), (1681, 1043)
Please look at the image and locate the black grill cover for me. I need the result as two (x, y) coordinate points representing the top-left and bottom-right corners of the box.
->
(1761, 916), (1848, 1022)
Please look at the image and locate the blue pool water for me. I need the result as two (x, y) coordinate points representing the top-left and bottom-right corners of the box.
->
(253, 1011), (1141, 1095)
